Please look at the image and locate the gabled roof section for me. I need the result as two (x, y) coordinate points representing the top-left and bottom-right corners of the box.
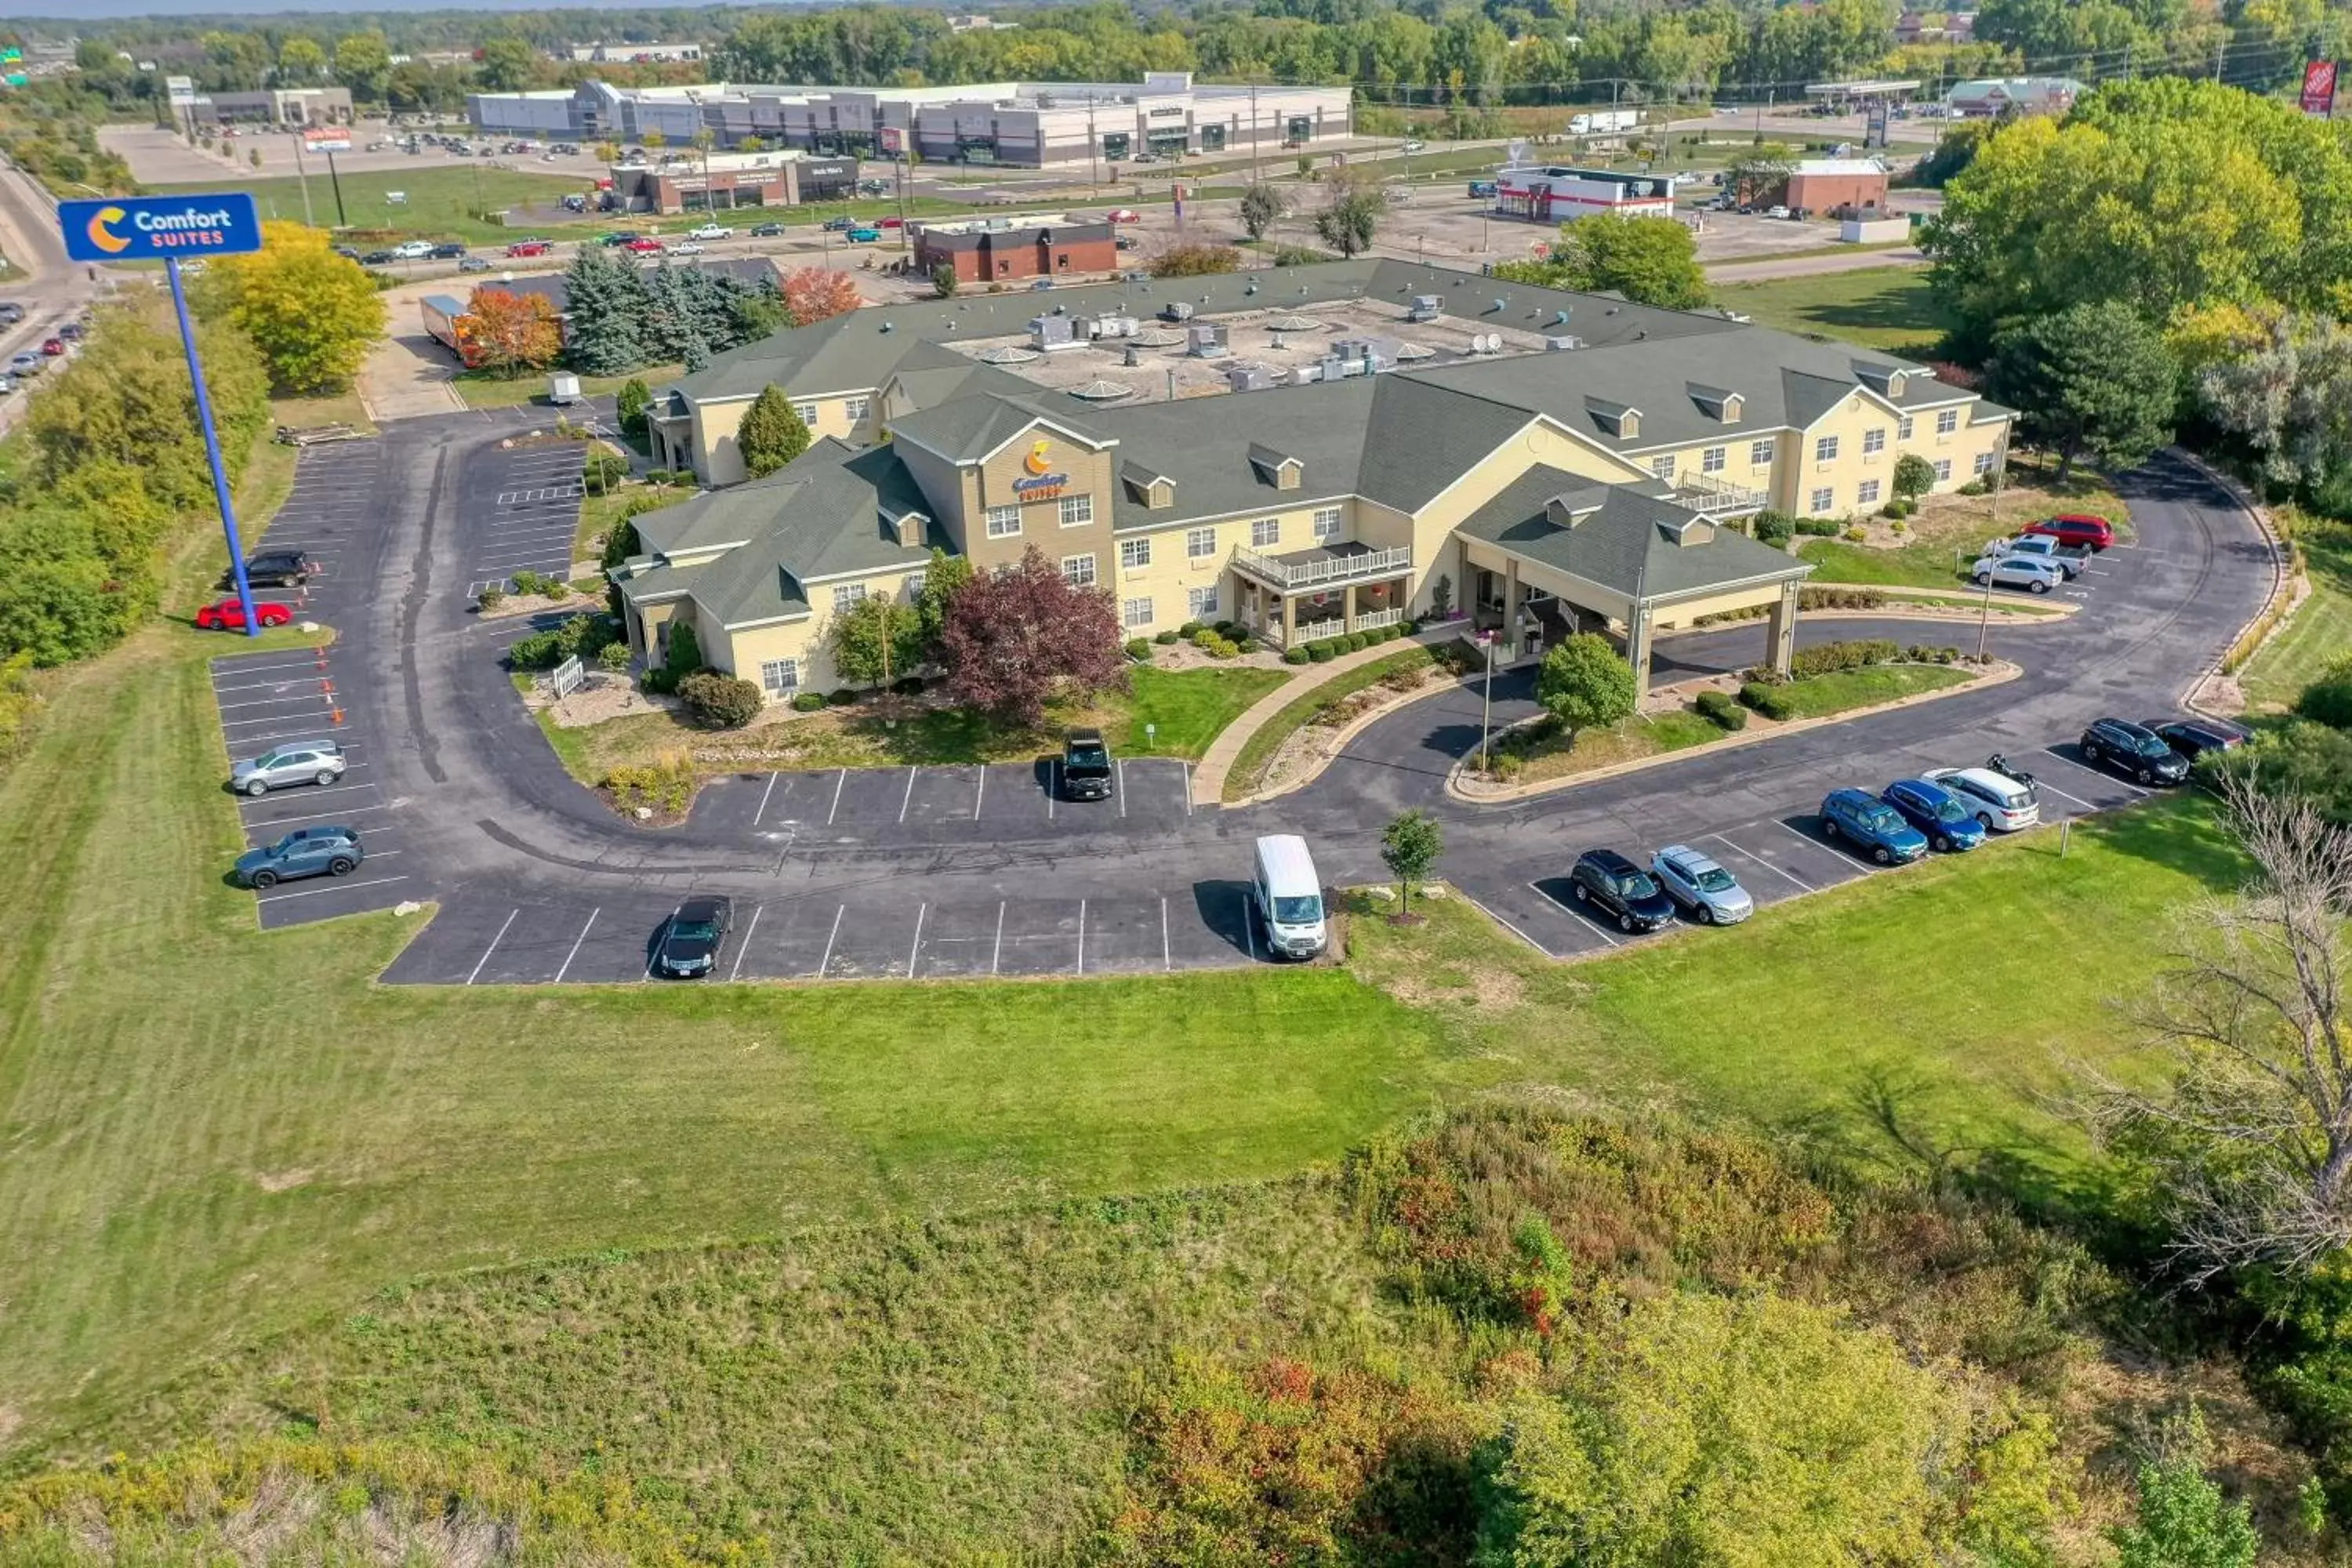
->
(1457, 465), (1810, 602)
(1246, 442), (1303, 482)
(890, 393), (1112, 465)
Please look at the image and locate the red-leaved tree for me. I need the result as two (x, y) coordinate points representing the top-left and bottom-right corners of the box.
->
(939, 545), (1127, 725)
(783, 267), (863, 325)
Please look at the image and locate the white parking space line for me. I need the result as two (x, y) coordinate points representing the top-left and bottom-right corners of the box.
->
(1773, 819), (1849, 867)
(898, 765), (916, 824)
(220, 709), (341, 731)
(1708, 833), (1813, 893)
(816, 903), (845, 977)
(246, 802), (395, 826)
(466, 908), (520, 985)
(992, 901), (1006, 975)
(1076, 898), (1087, 974)
(827, 768), (846, 826)
(1116, 760), (1127, 818)
(2029, 776), (2097, 811)
(2038, 748), (2147, 797)
(554, 908), (600, 984)
(236, 779), (376, 805)
(1048, 761), (1058, 820)
(728, 905), (760, 982)
(216, 692), (334, 713)
(256, 874), (408, 904)
(1182, 764), (1192, 815)
(754, 771), (778, 827)
(907, 903), (926, 978)
(1160, 897), (1171, 971)
(1527, 880), (1620, 946)
(211, 658), (335, 680)
(971, 765), (985, 819)
(1458, 893), (1552, 959)
(1243, 893), (1256, 961)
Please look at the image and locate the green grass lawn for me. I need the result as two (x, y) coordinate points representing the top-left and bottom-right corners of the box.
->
(1773, 660), (1973, 717)
(1221, 643), (1435, 800)
(1799, 467), (2136, 590)
(2242, 521), (2352, 711)
(1501, 706), (1722, 784)
(154, 165), (596, 245)
(452, 361), (681, 412)
(1711, 266), (1950, 354)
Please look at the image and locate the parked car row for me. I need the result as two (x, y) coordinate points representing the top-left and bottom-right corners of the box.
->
(1971, 514), (2117, 595)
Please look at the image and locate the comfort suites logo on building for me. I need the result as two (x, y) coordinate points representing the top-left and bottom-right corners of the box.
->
(1013, 439), (1069, 498)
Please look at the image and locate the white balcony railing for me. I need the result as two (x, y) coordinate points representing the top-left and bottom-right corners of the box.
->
(1356, 606), (1404, 631)
(1231, 542), (1413, 591)
(1287, 616), (1346, 646)
(1671, 471), (1770, 515)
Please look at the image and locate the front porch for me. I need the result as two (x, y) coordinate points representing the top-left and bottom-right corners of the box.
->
(1229, 541), (1414, 648)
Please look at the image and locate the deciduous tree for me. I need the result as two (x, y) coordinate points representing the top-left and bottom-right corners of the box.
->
(1380, 808), (1443, 916)
(1148, 243), (1243, 277)
(1535, 632), (1638, 742)
(196, 220), (387, 395)
(1987, 300), (2177, 480)
(1312, 179), (1386, 259)
(782, 267), (862, 325)
(1893, 452), (1938, 500)
(938, 545), (1127, 725)
(330, 31), (391, 101)
(1239, 181), (1289, 240)
(914, 546), (973, 652)
(738, 387), (812, 477)
(461, 287), (562, 379)
(826, 593), (925, 687)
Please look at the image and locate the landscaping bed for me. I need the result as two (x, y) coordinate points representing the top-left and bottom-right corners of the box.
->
(1221, 642), (1454, 802)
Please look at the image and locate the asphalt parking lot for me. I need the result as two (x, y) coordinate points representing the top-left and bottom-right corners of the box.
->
(463, 440), (590, 597)
(382, 882), (1263, 985)
(688, 754), (1199, 841)
(209, 437), (418, 928)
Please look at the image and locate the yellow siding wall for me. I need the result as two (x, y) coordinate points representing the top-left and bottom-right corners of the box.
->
(703, 563), (931, 702)
(1103, 498), (1359, 632)
(688, 390), (880, 487)
(1780, 394), (2006, 518)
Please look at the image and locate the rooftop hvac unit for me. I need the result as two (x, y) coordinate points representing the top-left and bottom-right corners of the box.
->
(1333, 336), (1371, 361)
(1319, 355), (1348, 380)
(1029, 314), (1080, 352)
(1291, 365), (1321, 385)
(1162, 300), (1195, 322)
(1225, 363), (1275, 392)
(1406, 294), (1442, 323)
(1544, 335), (1586, 351)
(1187, 322), (1229, 358)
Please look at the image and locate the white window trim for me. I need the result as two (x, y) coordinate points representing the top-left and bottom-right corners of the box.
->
(1121, 596), (1153, 629)
(1814, 435), (1839, 463)
(1062, 553), (1097, 586)
(1185, 526), (1218, 559)
(1187, 585), (1220, 618)
(1250, 517), (1279, 548)
(1701, 445), (1726, 474)
(1749, 437), (1775, 466)
(1857, 478), (1882, 505)
(760, 658), (800, 695)
(1120, 537), (1152, 569)
(1809, 487), (1835, 514)
(1059, 493), (1094, 528)
(985, 503), (1021, 539)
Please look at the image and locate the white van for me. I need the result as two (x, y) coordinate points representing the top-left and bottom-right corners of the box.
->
(1251, 834), (1327, 959)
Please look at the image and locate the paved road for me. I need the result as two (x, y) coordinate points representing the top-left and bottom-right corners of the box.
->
(1708, 248), (1927, 284)
(208, 424), (2271, 983)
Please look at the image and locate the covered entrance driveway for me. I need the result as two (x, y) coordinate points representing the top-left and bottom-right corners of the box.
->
(1453, 470), (1813, 682)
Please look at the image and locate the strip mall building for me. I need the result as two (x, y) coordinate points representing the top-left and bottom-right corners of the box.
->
(615, 260), (2013, 703)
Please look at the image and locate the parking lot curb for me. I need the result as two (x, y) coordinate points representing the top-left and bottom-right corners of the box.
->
(1444, 658), (2023, 807)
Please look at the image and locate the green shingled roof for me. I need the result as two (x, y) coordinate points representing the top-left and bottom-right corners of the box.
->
(1457, 465), (1811, 603)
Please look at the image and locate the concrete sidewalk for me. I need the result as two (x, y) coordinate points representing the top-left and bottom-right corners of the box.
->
(1189, 626), (1454, 805)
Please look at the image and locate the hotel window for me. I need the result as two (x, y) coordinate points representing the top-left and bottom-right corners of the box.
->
(1312, 506), (1341, 541)
(1936, 409), (1959, 436)
(985, 503), (1021, 538)
(1809, 486), (1835, 514)
(1062, 553), (1097, 586)
(1122, 596), (1154, 630)
(1857, 478), (1882, 506)
(794, 401), (818, 425)
(831, 583), (868, 614)
(1119, 537), (1152, 569)
(1933, 458), (1953, 481)
(1862, 427), (1886, 456)
(760, 658), (799, 695)
(1897, 416), (1915, 441)
(1187, 585), (1219, 619)
(1650, 455), (1676, 481)
(844, 397), (869, 421)
(1814, 434), (1839, 463)
(1701, 445), (1726, 474)
(903, 571), (926, 599)
(1059, 494), (1093, 527)
(1749, 437), (1775, 466)
(1186, 526), (1218, 559)
(1973, 450), (1998, 475)
(1250, 517), (1280, 548)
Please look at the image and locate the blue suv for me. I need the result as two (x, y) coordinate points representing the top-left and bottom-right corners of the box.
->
(1879, 779), (1987, 853)
(1818, 789), (1929, 865)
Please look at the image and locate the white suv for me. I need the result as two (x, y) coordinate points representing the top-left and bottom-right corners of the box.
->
(390, 239), (435, 260)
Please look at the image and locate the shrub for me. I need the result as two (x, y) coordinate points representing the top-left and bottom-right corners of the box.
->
(1790, 638), (1900, 679)
(508, 612), (621, 670)
(583, 451), (629, 493)
(1155, 629), (1179, 644)
(1214, 621), (1244, 641)
(603, 753), (695, 815)
(2296, 675), (2352, 731)
(1178, 621), (1203, 637)
(677, 670), (764, 728)
(1284, 646), (1310, 664)
(891, 675), (925, 695)
(1402, 619), (1420, 635)
(1126, 636), (1152, 661)
(1492, 750), (1525, 782)
(595, 641), (632, 673)
(1192, 628), (1222, 653)
(790, 690), (827, 712)
(644, 469), (672, 487)
(1308, 641), (1336, 662)
(1695, 688), (1748, 730)
(1751, 510), (1796, 546)
(1740, 680), (1798, 719)
(1957, 477), (1989, 495)
(641, 666), (679, 696)
(1794, 517), (1842, 537)
(1842, 525), (1869, 543)
(476, 586), (505, 612)
(826, 688), (858, 707)
(1799, 586), (1887, 611)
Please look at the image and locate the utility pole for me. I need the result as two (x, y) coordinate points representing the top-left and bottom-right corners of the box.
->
(290, 129), (317, 227)
(1478, 630), (1496, 773)
(1977, 432), (2008, 662)
(326, 147), (349, 227)
(1248, 81), (1261, 189)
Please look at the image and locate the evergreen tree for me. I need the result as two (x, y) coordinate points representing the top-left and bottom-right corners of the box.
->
(561, 249), (649, 376)
(640, 264), (697, 365)
(739, 386), (811, 477)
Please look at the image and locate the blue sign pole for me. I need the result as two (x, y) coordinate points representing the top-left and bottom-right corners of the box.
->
(165, 256), (262, 637)
(59, 192), (267, 636)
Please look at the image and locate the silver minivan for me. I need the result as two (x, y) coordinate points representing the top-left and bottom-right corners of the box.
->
(1250, 834), (1327, 959)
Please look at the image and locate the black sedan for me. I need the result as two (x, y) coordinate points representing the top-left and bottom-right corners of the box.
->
(655, 896), (734, 978)
(2144, 716), (2249, 763)
(359, 249), (398, 267)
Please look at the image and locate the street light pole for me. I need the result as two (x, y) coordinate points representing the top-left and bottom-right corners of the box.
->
(1478, 630), (1496, 772)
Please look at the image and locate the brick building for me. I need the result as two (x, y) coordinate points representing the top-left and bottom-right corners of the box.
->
(910, 216), (1116, 285)
(1784, 158), (1890, 215)
(605, 151), (858, 215)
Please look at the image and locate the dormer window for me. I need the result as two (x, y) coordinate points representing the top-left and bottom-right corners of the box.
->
(1585, 397), (1640, 440)
(1120, 460), (1174, 508)
(1853, 360), (1910, 399)
(1545, 494), (1604, 528)
(1658, 515), (1717, 547)
(1687, 383), (1744, 424)
(1247, 443), (1303, 490)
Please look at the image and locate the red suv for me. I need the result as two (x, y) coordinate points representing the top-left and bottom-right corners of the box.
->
(504, 238), (553, 258)
(2024, 513), (2115, 551)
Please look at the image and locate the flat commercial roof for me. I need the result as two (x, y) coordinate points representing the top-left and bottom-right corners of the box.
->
(1802, 79), (1923, 94)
